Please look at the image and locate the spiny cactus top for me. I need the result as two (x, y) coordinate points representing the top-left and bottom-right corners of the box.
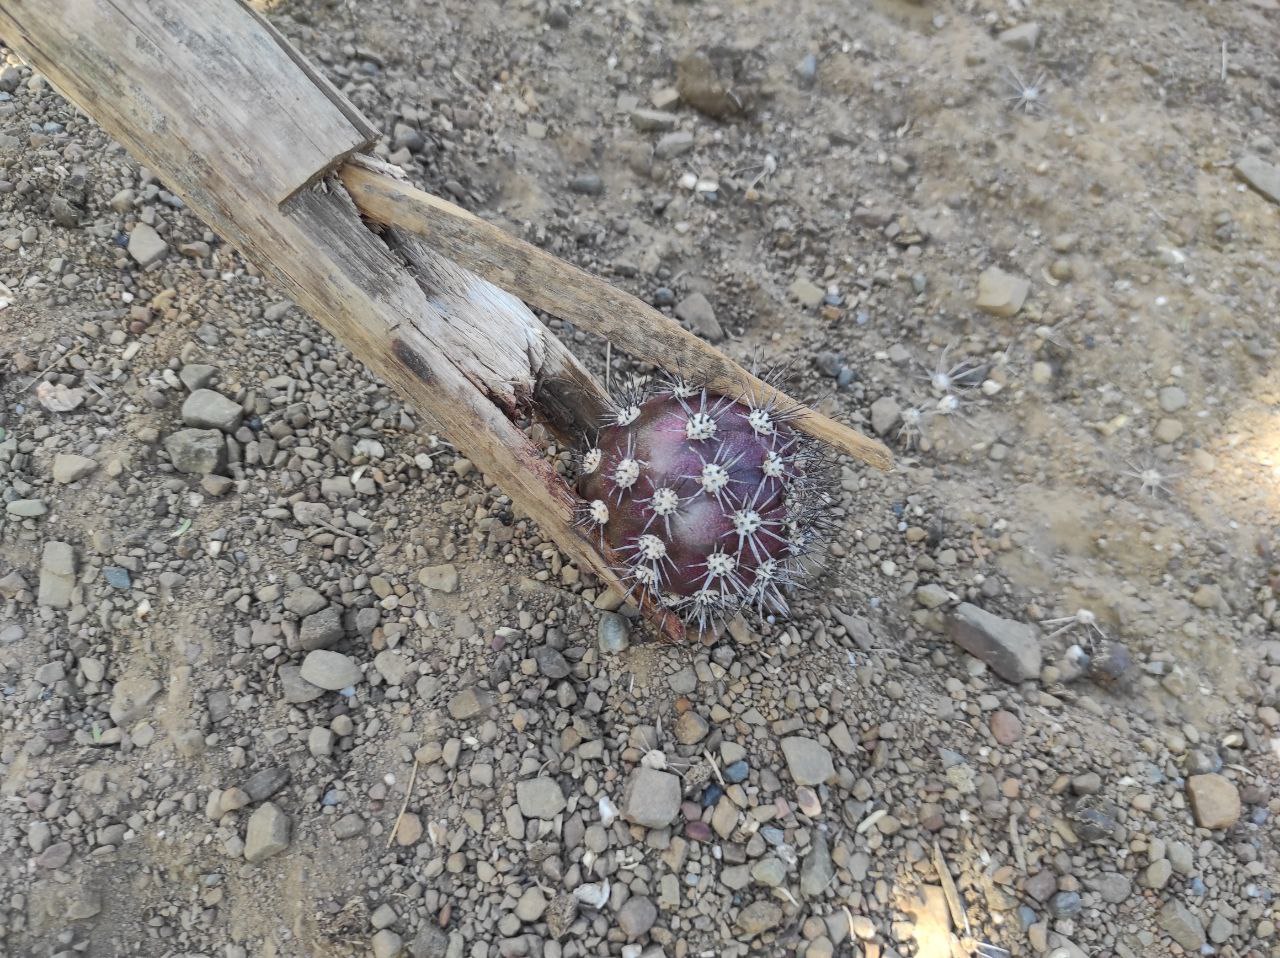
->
(577, 379), (827, 631)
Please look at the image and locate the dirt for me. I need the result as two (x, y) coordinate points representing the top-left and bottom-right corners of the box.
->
(2, 0), (1279, 956)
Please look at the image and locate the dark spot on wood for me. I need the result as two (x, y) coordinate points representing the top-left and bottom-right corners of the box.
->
(392, 338), (433, 385)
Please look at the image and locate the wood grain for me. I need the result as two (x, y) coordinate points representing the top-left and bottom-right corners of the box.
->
(0, 0), (684, 639)
(339, 158), (895, 472)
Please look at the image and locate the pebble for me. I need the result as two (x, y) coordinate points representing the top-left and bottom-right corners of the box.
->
(1158, 900), (1206, 951)
(298, 650), (361, 691)
(947, 603), (1041, 682)
(989, 710), (1023, 744)
(621, 768), (681, 827)
(447, 687), (493, 720)
(800, 833), (834, 896)
(371, 930), (404, 958)
(654, 130), (694, 159)
(1235, 153), (1280, 205)
(181, 389), (243, 432)
(674, 711), (709, 744)
(515, 887), (547, 923)
(243, 802), (290, 863)
(127, 222), (167, 266)
(869, 396), (901, 436)
(516, 777), (566, 819)
(279, 665), (325, 704)
(736, 900), (782, 938)
(38, 540), (76, 609)
(975, 266), (1029, 317)
(533, 645), (571, 679)
(780, 737), (835, 786)
(597, 612), (630, 653)
(164, 428), (226, 475)
(418, 563), (459, 593)
(998, 22), (1041, 50)
(568, 173), (604, 195)
(1158, 385), (1187, 412)
(617, 896), (657, 939)
(673, 292), (724, 342)
(51, 453), (97, 483)
(1186, 773), (1241, 829)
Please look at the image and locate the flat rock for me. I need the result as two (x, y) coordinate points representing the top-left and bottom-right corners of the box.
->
(299, 650), (361, 691)
(800, 833), (834, 896)
(674, 292), (724, 342)
(533, 645), (571, 679)
(1158, 900), (1205, 951)
(179, 363), (218, 391)
(1186, 773), (1241, 829)
(1235, 154), (1280, 205)
(244, 802), (290, 863)
(299, 605), (344, 650)
(618, 895), (657, 939)
(242, 766), (290, 802)
(781, 736), (835, 786)
(975, 266), (1030, 317)
(447, 686), (493, 720)
(654, 130), (695, 159)
(182, 389), (243, 432)
(127, 223), (168, 267)
(630, 108), (678, 131)
(736, 900), (782, 938)
(869, 397), (901, 436)
(52, 453), (97, 483)
(998, 22), (1040, 50)
(284, 587), (327, 616)
(621, 768), (681, 827)
(789, 277), (824, 309)
(947, 603), (1041, 682)
(164, 428), (226, 475)
(38, 541), (76, 609)
(374, 649), (412, 685)
(516, 777), (566, 819)
(419, 564), (459, 593)
(279, 664), (325, 704)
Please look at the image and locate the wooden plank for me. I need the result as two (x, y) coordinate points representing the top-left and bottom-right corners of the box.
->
(0, 0), (375, 207)
(339, 158), (895, 472)
(0, 0), (685, 639)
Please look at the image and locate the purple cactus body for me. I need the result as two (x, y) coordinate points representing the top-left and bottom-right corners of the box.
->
(577, 382), (825, 629)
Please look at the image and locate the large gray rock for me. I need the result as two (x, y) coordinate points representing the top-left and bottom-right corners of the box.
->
(947, 603), (1041, 682)
(298, 606), (344, 651)
(127, 223), (168, 266)
(1236, 154), (1280, 205)
(1186, 773), (1240, 829)
(51, 453), (97, 484)
(1158, 900), (1205, 951)
(38, 541), (75, 609)
(621, 768), (681, 827)
(164, 428), (226, 475)
(674, 292), (724, 342)
(617, 895), (657, 939)
(516, 777), (566, 819)
(781, 736), (835, 786)
(244, 802), (290, 863)
(279, 664), (325, 704)
(299, 650), (361, 690)
(181, 389), (243, 432)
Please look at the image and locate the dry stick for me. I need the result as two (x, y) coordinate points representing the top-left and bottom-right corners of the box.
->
(338, 159), (894, 472)
(386, 758), (421, 849)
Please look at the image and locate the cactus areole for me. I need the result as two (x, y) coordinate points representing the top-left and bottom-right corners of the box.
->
(577, 380), (828, 630)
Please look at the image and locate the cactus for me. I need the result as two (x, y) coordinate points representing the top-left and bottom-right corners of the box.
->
(577, 378), (829, 630)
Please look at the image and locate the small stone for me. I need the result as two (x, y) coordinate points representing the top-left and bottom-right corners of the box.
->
(617, 896), (657, 939)
(242, 766), (290, 802)
(989, 710), (1022, 745)
(1049, 891), (1082, 918)
(674, 711), (709, 745)
(631, 108), (678, 131)
(1158, 386), (1187, 412)
(736, 900), (782, 938)
(654, 130), (695, 159)
(516, 777), (566, 819)
(284, 587), (327, 616)
(370, 903), (399, 930)
(800, 833), (834, 896)
(1186, 773), (1240, 829)
(447, 686), (493, 720)
(374, 650), (411, 686)
(6, 499), (45, 517)
(869, 397), (901, 436)
(38, 541), (76, 609)
(395, 813), (423, 846)
(975, 266), (1030, 317)
(418, 564), (459, 593)
(621, 768), (681, 827)
(299, 606), (344, 650)
(308, 727), (334, 757)
(1158, 901), (1206, 951)
(1154, 417), (1184, 443)
(179, 364), (218, 391)
(674, 292), (723, 342)
(371, 929), (404, 958)
(947, 603), (1041, 682)
(127, 223), (168, 266)
(514, 886), (547, 923)
(780, 737), (835, 786)
(164, 428), (226, 475)
(52, 453), (97, 483)
(998, 22), (1040, 50)
(568, 173), (605, 195)
(1144, 858), (1173, 889)
(789, 277), (825, 309)
(279, 664), (325, 704)
(534, 645), (571, 679)
(244, 802), (290, 863)
(182, 389), (243, 432)
(916, 583), (949, 609)
(1235, 153), (1280, 205)
(598, 612), (630, 653)
(299, 650), (361, 691)
(1071, 772), (1102, 795)
(751, 857), (786, 887)
(1086, 873), (1131, 904)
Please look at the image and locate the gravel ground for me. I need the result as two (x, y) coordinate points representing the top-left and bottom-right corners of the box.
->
(2, 1), (1279, 957)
